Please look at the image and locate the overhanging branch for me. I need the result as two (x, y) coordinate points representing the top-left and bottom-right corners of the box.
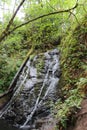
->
(10, 3), (78, 33)
(0, 1), (78, 43)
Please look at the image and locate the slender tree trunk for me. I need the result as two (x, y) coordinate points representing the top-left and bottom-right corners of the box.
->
(0, 0), (26, 42)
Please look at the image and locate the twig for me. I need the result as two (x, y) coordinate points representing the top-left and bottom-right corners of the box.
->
(46, 0), (57, 11)
(69, 11), (80, 25)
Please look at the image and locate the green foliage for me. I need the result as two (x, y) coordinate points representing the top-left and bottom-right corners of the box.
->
(77, 78), (87, 89)
(0, 19), (28, 92)
(24, 0), (67, 51)
(22, 0), (87, 53)
(36, 59), (44, 73)
(35, 54), (45, 73)
(59, 18), (87, 87)
(53, 88), (83, 129)
(53, 15), (87, 129)
(30, 54), (36, 60)
(0, 2), (87, 129)
(0, 52), (23, 91)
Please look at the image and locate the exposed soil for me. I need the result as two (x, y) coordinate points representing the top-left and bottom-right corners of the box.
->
(68, 99), (87, 130)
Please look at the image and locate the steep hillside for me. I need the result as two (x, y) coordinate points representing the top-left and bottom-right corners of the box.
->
(54, 15), (87, 130)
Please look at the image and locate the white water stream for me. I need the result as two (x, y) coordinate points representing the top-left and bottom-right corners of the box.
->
(0, 49), (61, 129)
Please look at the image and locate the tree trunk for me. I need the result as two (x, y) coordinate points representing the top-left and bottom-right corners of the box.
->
(0, 0), (26, 42)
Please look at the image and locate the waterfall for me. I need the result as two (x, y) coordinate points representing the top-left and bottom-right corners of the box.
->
(0, 49), (61, 129)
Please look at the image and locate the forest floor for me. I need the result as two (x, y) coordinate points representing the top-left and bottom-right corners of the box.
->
(67, 99), (87, 130)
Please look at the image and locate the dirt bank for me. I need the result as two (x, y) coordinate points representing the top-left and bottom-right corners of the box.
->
(68, 99), (87, 130)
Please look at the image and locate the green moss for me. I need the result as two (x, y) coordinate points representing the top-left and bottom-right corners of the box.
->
(35, 55), (45, 73)
(30, 54), (36, 61)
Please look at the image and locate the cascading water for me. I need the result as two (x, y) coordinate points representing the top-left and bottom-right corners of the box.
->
(0, 49), (61, 130)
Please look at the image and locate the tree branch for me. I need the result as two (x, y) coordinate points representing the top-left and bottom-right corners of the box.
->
(11, 2), (78, 32)
(0, 1), (78, 43)
(0, 0), (26, 42)
(69, 11), (80, 25)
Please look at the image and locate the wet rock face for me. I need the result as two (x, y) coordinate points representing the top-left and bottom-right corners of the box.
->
(0, 49), (60, 129)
